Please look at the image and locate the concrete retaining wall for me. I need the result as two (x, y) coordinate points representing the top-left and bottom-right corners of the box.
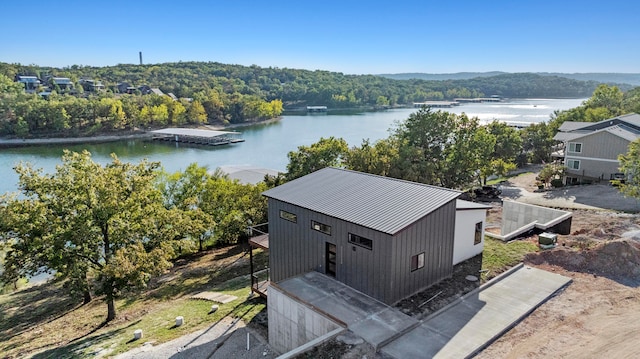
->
(268, 284), (344, 354)
(487, 201), (572, 241)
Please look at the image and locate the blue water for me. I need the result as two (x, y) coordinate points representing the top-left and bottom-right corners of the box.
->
(0, 98), (585, 195)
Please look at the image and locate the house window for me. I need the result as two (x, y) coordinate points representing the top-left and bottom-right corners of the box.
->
(567, 159), (580, 170)
(279, 210), (297, 223)
(348, 233), (372, 250)
(474, 222), (482, 245)
(311, 220), (331, 235)
(568, 142), (582, 153)
(411, 252), (425, 271)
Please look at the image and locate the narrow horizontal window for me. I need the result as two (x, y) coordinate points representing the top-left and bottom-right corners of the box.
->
(348, 233), (372, 250)
(411, 252), (425, 271)
(279, 210), (297, 223)
(311, 220), (331, 235)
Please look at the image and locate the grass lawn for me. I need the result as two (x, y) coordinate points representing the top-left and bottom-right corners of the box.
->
(481, 237), (539, 280)
(1, 237), (539, 358)
(0, 245), (268, 359)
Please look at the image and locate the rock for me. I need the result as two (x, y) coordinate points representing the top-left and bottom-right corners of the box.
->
(336, 332), (364, 346)
(465, 275), (478, 282)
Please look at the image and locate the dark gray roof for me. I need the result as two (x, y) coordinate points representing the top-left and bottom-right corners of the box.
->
(262, 167), (461, 235)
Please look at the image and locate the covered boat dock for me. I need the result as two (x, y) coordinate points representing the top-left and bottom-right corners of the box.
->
(150, 128), (245, 146)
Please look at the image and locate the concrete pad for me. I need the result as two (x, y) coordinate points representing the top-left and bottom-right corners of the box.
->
(381, 265), (571, 359)
(190, 292), (238, 304)
(276, 272), (418, 349)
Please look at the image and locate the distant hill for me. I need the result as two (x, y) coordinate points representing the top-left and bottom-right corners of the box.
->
(380, 72), (640, 87)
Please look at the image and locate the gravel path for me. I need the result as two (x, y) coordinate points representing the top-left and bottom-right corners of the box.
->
(500, 171), (640, 212)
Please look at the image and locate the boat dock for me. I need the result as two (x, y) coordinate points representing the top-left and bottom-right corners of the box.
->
(307, 105), (328, 112)
(150, 128), (245, 146)
(413, 101), (460, 108)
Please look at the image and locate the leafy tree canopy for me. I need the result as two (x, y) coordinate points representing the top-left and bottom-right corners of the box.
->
(0, 150), (194, 321)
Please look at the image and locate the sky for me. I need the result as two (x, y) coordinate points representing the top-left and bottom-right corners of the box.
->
(1, 0), (639, 74)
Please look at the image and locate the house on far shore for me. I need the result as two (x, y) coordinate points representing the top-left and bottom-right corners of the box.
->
(79, 78), (105, 92)
(14, 75), (40, 93)
(553, 113), (640, 184)
(45, 76), (74, 93)
(252, 167), (489, 304)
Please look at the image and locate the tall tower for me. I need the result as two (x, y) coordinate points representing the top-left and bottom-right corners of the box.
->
(139, 52), (143, 65)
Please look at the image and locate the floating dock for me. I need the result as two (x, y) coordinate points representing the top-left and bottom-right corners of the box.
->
(150, 128), (245, 146)
(307, 106), (328, 112)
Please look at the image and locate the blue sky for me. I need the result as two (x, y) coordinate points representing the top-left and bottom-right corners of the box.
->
(1, 0), (639, 74)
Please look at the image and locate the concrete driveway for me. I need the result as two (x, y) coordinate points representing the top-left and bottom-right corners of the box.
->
(500, 183), (640, 212)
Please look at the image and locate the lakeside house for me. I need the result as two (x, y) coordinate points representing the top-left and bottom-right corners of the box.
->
(79, 78), (104, 92)
(14, 75), (40, 93)
(249, 167), (489, 352)
(553, 113), (640, 184)
(250, 167), (489, 302)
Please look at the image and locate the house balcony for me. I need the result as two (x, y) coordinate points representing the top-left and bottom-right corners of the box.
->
(248, 223), (269, 298)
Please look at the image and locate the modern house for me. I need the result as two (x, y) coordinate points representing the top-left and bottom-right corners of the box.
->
(553, 113), (640, 184)
(45, 76), (74, 93)
(256, 167), (489, 305)
(78, 78), (105, 92)
(14, 75), (40, 93)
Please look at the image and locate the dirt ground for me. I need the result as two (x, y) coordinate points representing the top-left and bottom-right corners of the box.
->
(475, 173), (640, 358)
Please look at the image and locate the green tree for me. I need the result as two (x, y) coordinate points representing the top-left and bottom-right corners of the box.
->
(388, 108), (486, 188)
(346, 138), (398, 176)
(286, 137), (349, 180)
(521, 122), (554, 164)
(159, 164), (215, 251)
(0, 150), (190, 322)
(617, 138), (640, 200)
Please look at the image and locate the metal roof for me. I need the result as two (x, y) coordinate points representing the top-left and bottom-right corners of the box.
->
(557, 121), (590, 132)
(561, 124), (640, 143)
(262, 167), (461, 235)
(150, 128), (240, 137)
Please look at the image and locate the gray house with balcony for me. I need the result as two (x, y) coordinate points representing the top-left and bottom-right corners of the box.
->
(259, 167), (461, 305)
(554, 113), (640, 184)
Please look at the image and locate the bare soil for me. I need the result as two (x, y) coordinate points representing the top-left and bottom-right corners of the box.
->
(475, 179), (640, 357)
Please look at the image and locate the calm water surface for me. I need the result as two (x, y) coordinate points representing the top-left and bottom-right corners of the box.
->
(0, 98), (585, 195)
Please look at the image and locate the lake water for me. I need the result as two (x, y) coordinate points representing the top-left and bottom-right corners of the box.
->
(0, 98), (585, 195)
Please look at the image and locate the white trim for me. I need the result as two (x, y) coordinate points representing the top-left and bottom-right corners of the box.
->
(565, 155), (620, 163)
(567, 159), (580, 170)
(568, 142), (582, 153)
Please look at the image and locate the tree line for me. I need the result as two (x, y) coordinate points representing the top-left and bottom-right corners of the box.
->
(0, 152), (269, 321)
(2, 61), (605, 110)
(0, 73), (283, 138)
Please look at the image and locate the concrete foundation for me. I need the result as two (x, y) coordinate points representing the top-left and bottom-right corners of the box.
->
(487, 201), (572, 241)
(267, 283), (343, 354)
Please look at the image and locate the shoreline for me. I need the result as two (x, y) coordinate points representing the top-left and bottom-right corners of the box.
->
(0, 117), (283, 148)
